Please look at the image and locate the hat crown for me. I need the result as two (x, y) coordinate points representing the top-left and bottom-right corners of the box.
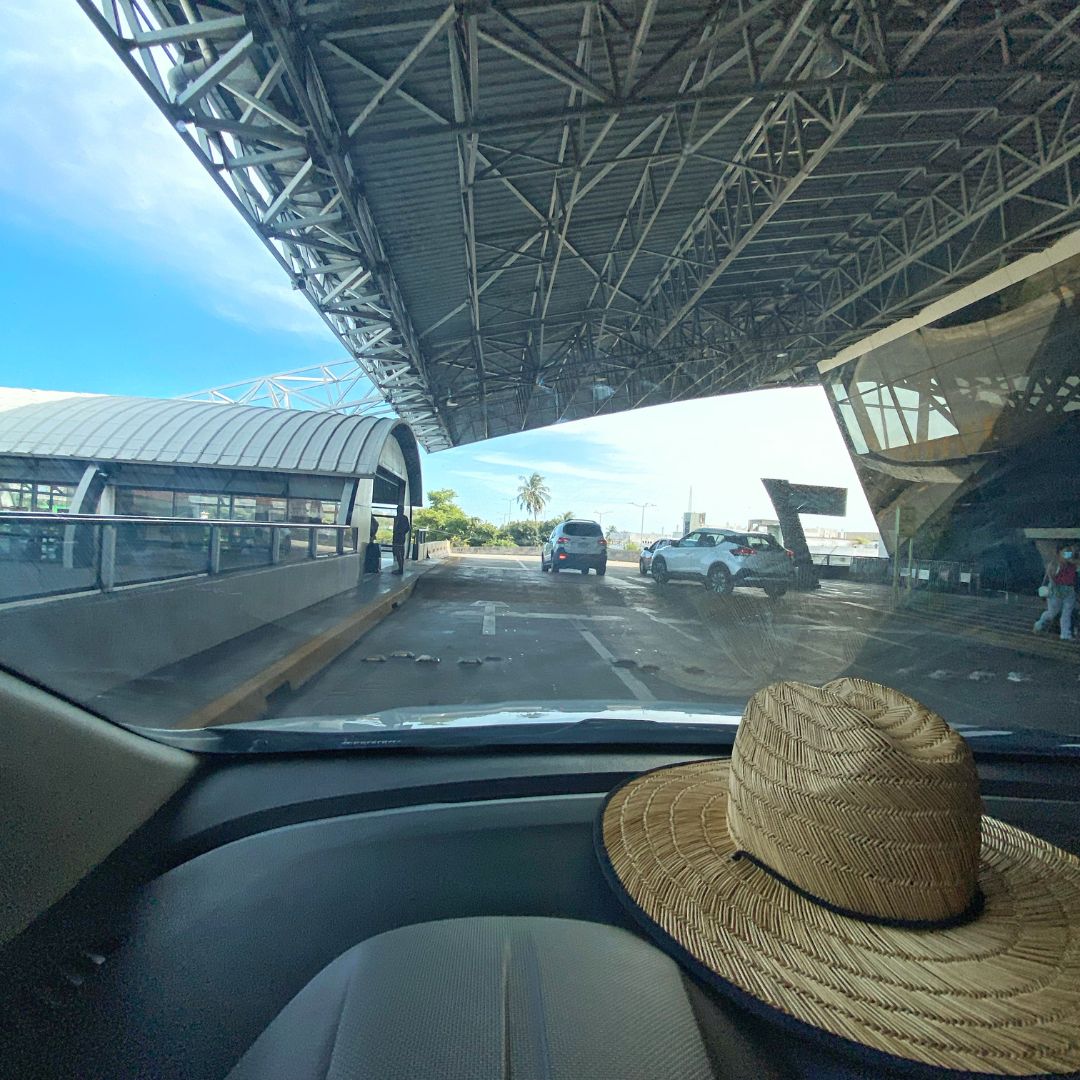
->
(726, 678), (982, 923)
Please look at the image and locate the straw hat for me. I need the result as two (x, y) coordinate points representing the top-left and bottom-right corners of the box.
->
(596, 678), (1080, 1077)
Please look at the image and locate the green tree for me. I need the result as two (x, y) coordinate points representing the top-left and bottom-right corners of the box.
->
(413, 489), (473, 543)
(516, 473), (551, 522)
(506, 519), (541, 546)
(426, 488), (458, 510)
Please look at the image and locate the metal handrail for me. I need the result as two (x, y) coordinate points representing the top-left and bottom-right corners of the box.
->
(0, 511), (355, 530)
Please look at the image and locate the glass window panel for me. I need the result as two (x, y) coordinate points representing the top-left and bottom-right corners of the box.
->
(174, 493), (223, 519)
(926, 409), (959, 440)
(892, 386), (920, 409)
(837, 403), (869, 454)
(856, 393), (888, 447)
(288, 499), (324, 523)
(0, 482), (34, 510)
(40, 485), (73, 513)
(882, 405), (911, 448)
(115, 488), (175, 517)
(230, 497), (257, 521)
(256, 497), (287, 522)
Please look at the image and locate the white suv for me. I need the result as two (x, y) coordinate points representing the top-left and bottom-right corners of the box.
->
(650, 528), (793, 597)
(541, 519), (607, 575)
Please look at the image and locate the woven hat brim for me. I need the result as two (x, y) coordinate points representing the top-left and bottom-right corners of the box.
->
(597, 760), (1080, 1078)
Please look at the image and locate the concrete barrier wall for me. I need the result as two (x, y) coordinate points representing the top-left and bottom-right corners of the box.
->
(0, 554), (363, 700)
(451, 545), (539, 556)
(417, 540), (451, 560)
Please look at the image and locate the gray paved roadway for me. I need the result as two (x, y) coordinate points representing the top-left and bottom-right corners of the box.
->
(272, 555), (1080, 736)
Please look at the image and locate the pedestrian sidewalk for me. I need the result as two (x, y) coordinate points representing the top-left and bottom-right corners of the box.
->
(93, 558), (445, 730)
(891, 587), (1079, 663)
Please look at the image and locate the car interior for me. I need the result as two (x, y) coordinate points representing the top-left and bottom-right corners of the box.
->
(3, 665), (1080, 1079)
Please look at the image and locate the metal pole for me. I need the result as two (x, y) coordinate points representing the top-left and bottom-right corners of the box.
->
(892, 505), (901, 600)
(99, 524), (116, 592)
(630, 501), (656, 545)
(208, 526), (222, 574)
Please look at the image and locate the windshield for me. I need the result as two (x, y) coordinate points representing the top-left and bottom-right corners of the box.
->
(1, 4), (1079, 756)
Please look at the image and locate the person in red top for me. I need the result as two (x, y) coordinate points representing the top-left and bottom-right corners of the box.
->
(1033, 540), (1078, 640)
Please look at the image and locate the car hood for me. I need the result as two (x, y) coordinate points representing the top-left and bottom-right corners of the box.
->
(138, 700), (1080, 756)
(219, 700), (741, 732)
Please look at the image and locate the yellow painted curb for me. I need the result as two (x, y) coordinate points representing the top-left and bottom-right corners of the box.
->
(176, 576), (419, 729)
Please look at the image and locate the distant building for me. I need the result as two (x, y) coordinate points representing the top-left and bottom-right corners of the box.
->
(681, 511), (706, 535)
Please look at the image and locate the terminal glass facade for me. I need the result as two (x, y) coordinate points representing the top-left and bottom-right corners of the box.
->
(113, 488), (340, 525)
(825, 254), (1080, 587)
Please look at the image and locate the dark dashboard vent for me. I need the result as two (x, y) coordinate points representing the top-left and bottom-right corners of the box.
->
(31, 948), (108, 1010)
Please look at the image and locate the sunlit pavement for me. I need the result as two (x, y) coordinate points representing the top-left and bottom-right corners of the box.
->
(271, 555), (1080, 737)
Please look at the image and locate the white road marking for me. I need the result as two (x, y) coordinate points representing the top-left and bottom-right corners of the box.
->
(482, 602), (496, 635)
(574, 622), (656, 702)
(516, 559), (531, 572)
(503, 612), (623, 622)
(768, 632), (849, 663)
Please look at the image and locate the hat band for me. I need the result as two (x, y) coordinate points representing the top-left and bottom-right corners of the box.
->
(731, 850), (985, 931)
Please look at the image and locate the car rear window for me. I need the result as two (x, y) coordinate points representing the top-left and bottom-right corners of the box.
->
(563, 522), (602, 536)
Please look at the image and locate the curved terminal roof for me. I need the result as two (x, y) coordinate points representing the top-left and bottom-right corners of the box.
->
(0, 389), (422, 501)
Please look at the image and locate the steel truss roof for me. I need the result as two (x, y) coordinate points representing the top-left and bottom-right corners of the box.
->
(79, 0), (1080, 449)
(184, 360), (397, 417)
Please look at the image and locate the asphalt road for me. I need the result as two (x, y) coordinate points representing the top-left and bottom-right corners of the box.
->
(272, 554), (1080, 736)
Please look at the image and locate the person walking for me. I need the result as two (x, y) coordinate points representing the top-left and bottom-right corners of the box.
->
(1033, 541), (1078, 640)
(391, 504), (411, 575)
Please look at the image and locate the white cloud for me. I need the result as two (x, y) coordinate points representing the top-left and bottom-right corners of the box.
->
(424, 387), (880, 534)
(0, 2), (329, 338)
(472, 451), (619, 484)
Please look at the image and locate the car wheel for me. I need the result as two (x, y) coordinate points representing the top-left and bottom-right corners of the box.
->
(552, 562), (560, 573)
(706, 564), (734, 596)
(652, 557), (669, 585)
(541, 557), (549, 572)
(597, 562), (607, 577)
(581, 567), (589, 575)
(764, 583), (787, 598)
(638, 559), (647, 575)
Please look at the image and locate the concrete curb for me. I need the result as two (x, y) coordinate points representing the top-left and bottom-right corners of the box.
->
(176, 567), (435, 730)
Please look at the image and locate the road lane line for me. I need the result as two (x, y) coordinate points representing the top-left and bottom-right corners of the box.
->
(482, 602), (496, 635)
(504, 612), (623, 621)
(516, 559), (531, 572)
(574, 623), (655, 702)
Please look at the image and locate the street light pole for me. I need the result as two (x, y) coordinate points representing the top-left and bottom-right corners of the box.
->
(630, 501), (656, 543)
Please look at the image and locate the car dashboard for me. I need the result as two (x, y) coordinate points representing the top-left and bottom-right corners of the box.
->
(2, 742), (1079, 1079)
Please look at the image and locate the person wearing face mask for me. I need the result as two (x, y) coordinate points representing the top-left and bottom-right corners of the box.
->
(1033, 540), (1078, 640)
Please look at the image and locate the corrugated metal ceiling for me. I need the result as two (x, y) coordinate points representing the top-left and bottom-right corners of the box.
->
(80, 1), (1080, 447)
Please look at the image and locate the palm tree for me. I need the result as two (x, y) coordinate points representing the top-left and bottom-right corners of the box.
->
(516, 473), (551, 523)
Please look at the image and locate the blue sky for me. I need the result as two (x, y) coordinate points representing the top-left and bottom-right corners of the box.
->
(0, 2), (877, 534)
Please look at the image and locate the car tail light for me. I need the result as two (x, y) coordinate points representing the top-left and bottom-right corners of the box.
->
(785, 548), (794, 558)
(557, 551), (567, 558)
(598, 538), (607, 546)
(731, 546), (756, 556)
(557, 536), (568, 544)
